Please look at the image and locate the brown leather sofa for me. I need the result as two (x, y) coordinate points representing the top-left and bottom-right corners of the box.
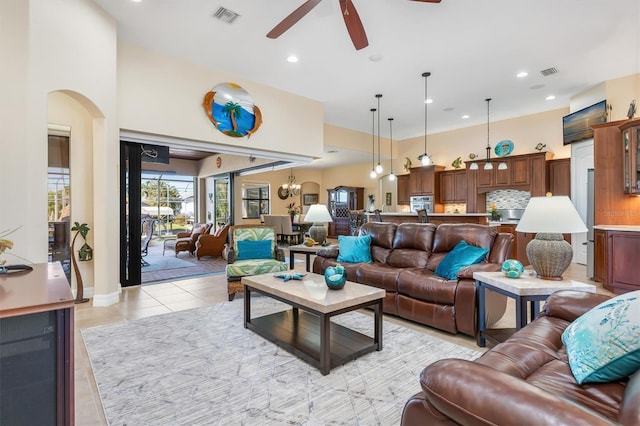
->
(401, 290), (640, 425)
(312, 222), (514, 337)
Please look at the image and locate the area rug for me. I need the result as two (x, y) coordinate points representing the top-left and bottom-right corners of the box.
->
(82, 298), (482, 425)
(140, 255), (193, 272)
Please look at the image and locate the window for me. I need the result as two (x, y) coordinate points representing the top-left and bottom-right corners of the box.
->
(242, 183), (269, 219)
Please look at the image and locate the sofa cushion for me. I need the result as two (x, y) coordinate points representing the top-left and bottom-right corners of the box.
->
(236, 240), (272, 260)
(337, 235), (372, 263)
(432, 223), (496, 253)
(226, 259), (288, 277)
(355, 262), (403, 292)
(358, 222), (396, 263)
(562, 290), (640, 384)
(386, 223), (436, 268)
(434, 240), (488, 280)
(397, 269), (457, 305)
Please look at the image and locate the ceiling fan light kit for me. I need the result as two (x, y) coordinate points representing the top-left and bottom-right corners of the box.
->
(267, 0), (442, 50)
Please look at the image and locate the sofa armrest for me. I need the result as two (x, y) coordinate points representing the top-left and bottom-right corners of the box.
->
(176, 231), (191, 238)
(419, 359), (616, 426)
(542, 290), (611, 323)
(456, 262), (501, 280)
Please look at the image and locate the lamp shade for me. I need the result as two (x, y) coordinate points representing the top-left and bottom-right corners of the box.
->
(304, 204), (333, 223)
(516, 196), (587, 234)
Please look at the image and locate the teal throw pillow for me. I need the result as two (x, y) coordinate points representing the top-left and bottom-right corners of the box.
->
(434, 240), (488, 280)
(236, 240), (272, 261)
(337, 235), (372, 263)
(562, 290), (640, 384)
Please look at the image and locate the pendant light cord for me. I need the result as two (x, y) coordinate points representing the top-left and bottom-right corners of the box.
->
(388, 117), (394, 175)
(376, 94), (382, 166)
(485, 98), (492, 161)
(423, 72), (430, 156)
(371, 108), (376, 169)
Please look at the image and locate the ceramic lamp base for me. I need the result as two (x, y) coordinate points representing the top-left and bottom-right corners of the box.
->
(526, 233), (572, 280)
(309, 223), (327, 246)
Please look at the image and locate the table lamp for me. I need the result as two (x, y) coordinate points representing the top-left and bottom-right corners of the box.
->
(304, 204), (333, 245)
(516, 195), (587, 280)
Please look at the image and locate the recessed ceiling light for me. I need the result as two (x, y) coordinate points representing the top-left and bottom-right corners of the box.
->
(461, 115), (469, 119)
(516, 71), (528, 78)
(131, 0), (142, 2)
(286, 55), (298, 63)
(424, 99), (433, 104)
(545, 95), (556, 100)
(369, 54), (384, 62)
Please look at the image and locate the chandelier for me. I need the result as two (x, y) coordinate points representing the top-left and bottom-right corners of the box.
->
(281, 169), (300, 197)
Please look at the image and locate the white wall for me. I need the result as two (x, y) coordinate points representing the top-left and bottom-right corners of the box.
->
(1, 0), (120, 304)
(117, 44), (324, 160)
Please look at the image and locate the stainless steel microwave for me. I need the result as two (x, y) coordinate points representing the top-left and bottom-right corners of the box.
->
(410, 196), (434, 213)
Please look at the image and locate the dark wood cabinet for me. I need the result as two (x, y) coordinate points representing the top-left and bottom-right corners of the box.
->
(510, 156), (531, 186)
(396, 174), (410, 205)
(547, 158), (571, 197)
(594, 228), (640, 294)
(439, 169), (467, 203)
(594, 228), (607, 284)
(620, 118), (640, 194)
(327, 186), (364, 238)
(466, 152), (552, 212)
(0, 263), (74, 426)
(408, 165), (444, 196)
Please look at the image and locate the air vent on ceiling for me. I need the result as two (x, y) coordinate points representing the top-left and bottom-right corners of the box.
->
(540, 67), (558, 76)
(212, 7), (240, 24)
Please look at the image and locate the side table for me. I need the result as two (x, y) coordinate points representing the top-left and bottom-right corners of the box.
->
(474, 271), (596, 347)
(287, 244), (326, 272)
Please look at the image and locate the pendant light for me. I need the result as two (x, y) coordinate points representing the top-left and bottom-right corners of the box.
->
(370, 108), (377, 178)
(483, 98), (494, 170)
(388, 117), (396, 181)
(375, 94), (384, 174)
(419, 72), (432, 166)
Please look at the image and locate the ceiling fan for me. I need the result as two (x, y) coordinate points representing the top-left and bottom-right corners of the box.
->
(266, 0), (442, 51)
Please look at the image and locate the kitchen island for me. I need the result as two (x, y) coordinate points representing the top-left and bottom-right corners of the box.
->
(365, 212), (490, 226)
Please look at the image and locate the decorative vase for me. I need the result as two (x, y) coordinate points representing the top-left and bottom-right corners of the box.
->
(324, 264), (346, 290)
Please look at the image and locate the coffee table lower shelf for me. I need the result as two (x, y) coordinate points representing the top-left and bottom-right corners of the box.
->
(247, 309), (379, 375)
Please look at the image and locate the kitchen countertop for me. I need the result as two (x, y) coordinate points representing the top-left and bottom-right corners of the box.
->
(593, 225), (640, 232)
(366, 212), (490, 217)
(488, 220), (521, 225)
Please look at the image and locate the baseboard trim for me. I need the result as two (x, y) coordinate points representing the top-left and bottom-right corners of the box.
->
(92, 287), (121, 306)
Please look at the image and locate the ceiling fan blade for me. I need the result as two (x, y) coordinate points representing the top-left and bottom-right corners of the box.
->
(340, 0), (368, 50)
(267, 0), (322, 39)
(410, 0), (442, 3)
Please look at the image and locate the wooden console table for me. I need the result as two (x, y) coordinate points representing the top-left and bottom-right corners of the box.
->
(0, 262), (75, 425)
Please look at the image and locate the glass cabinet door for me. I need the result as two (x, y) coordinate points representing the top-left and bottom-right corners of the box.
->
(623, 129), (630, 191)
(635, 128), (640, 191)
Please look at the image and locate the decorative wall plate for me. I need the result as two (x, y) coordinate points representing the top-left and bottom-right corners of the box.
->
(277, 186), (289, 200)
(202, 83), (262, 138)
(494, 140), (514, 157)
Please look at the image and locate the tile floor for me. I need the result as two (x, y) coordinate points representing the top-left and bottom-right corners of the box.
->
(74, 260), (607, 425)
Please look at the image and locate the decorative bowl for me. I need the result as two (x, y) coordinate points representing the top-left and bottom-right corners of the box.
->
(324, 264), (346, 290)
(502, 259), (525, 278)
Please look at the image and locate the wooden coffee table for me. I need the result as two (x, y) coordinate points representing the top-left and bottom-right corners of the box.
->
(242, 273), (385, 375)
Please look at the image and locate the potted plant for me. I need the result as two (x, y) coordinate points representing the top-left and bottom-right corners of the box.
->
(70, 222), (93, 303)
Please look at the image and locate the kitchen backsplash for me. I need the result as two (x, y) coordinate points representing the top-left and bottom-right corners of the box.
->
(486, 190), (530, 210)
(444, 203), (467, 214)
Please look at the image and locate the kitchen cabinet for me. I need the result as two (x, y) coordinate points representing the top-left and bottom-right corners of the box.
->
(396, 174), (410, 205)
(510, 156), (531, 186)
(594, 228), (607, 284)
(594, 227), (640, 294)
(466, 152), (553, 212)
(327, 186), (364, 238)
(409, 165), (444, 196)
(439, 169), (467, 203)
(547, 158), (571, 197)
(477, 160), (510, 188)
(620, 118), (640, 194)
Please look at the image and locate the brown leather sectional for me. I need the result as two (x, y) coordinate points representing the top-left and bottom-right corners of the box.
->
(313, 222), (514, 337)
(401, 290), (640, 425)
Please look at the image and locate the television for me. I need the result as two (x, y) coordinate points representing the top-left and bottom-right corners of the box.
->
(562, 100), (607, 145)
